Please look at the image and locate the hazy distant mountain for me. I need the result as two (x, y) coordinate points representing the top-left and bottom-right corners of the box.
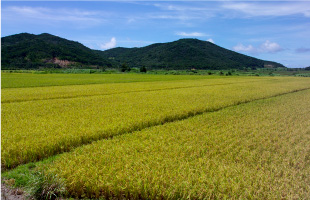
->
(99, 38), (285, 70)
(1, 33), (112, 69)
(1, 33), (284, 70)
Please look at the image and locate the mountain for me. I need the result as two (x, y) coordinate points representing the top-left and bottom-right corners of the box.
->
(1, 33), (112, 69)
(1, 33), (285, 70)
(99, 38), (285, 70)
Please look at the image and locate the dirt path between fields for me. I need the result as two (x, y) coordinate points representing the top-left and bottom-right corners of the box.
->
(1, 183), (27, 200)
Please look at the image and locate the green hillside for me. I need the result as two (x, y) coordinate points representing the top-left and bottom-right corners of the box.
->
(1, 33), (112, 69)
(99, 38), (285, 70)
(1, 33), (285, 70)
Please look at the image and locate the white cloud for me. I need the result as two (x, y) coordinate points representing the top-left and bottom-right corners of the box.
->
(207, 38), (215, 44)
(176, 32), (207, 37)
(233, 40), (283, 54)
(153, 3), (209, 12)
(259, 40), (283, 53)
(145, 2), (215, 22)
(149, 14), (199, 21)
(222, 2), (310, 18)
(233, 44), (256, 53)
(3, 6), (104, 28)
(127, 18), (136, 23)
(100, 37), (117, 49)
(150, 2), (310, 22)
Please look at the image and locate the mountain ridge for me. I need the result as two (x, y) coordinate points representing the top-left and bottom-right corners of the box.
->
(99, 38), (284, 70)
(1, 33), (285, 70)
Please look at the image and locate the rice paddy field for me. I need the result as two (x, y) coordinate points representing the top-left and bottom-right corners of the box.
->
(2, 73), (310, 199)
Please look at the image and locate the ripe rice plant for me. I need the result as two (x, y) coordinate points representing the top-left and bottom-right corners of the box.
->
(2, 76), (262, 103)
(2, 77), (310, 169)
(43, 89), (310, 199)
(1, 73), (213, 88)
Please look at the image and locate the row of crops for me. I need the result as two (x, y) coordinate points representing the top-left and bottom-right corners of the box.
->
(2, 74), (310, 199)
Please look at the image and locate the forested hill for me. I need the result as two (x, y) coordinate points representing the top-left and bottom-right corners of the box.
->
(1, 33), (112, 69)
(99, 38), (285, 70)
(2, 33), (285, 70)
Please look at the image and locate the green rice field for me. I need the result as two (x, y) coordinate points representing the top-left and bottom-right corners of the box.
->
(2, 73), (310, 199)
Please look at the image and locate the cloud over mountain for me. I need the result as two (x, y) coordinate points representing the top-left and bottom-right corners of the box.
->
(233, 40), (283, 54)
(100, 37), (117, 50)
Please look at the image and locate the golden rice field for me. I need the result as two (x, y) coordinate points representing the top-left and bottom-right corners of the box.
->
(2, 76), (258, 103)
(45, 89), (310, 199)
(2, 73), (310, 199)
(1, 73), (212, 88)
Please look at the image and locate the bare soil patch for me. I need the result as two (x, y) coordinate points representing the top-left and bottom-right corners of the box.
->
(1, 183), (28, 200)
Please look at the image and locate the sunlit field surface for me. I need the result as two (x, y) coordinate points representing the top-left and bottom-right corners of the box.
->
(2, 73), (310, 199)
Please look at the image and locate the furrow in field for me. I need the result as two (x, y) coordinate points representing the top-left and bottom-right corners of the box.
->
(2, 77), (310, 169)
(43, 89), (310, 199)
(2, 78), (266, 103)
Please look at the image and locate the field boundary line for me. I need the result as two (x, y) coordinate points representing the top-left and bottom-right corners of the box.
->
(2, 80), (267, 104)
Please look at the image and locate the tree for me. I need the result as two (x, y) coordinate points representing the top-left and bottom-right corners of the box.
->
(120, 63), (130, 72)
(140, 66), (147, 73)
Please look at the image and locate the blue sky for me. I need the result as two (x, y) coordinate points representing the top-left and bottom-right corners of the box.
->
(2, 1), (310, 68)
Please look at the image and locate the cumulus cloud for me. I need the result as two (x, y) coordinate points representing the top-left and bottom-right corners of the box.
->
(176, 32), (207, 37)
(207, 38), (215, 44)
(100, 37), (116, 49)
(260, 40), (283, 53)
(233, 44), (256, 53)
(233, 40), (283, 54)
(296, 47), (310, 53)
